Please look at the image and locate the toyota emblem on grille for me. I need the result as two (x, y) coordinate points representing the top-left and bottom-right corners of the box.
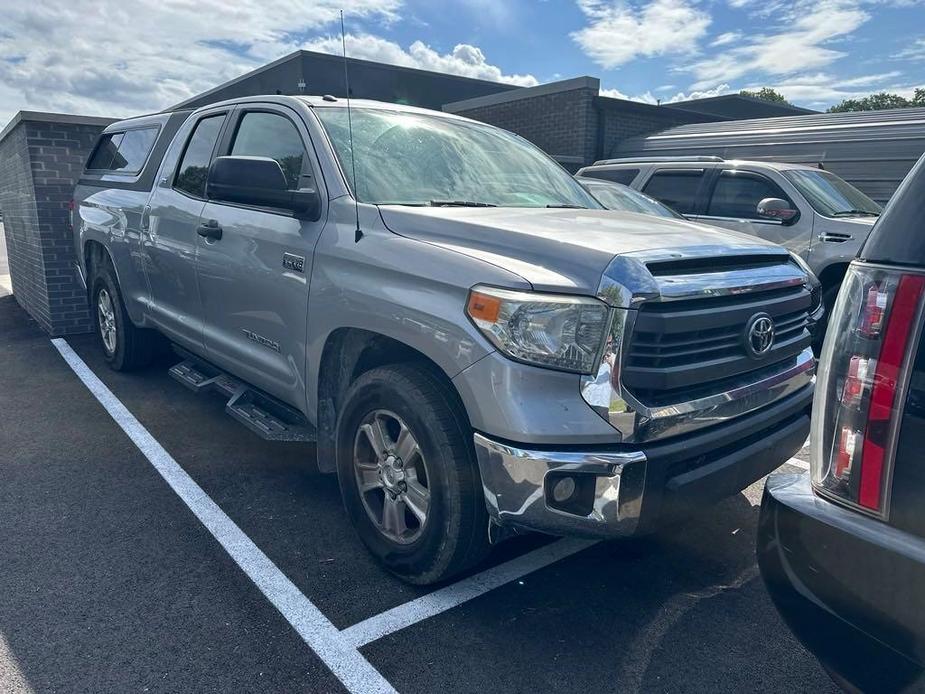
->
(744, 313), (775, 359)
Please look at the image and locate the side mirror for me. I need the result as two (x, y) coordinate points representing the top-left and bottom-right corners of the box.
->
(757, 197), (798, 224)
(206, 156), (320, 220)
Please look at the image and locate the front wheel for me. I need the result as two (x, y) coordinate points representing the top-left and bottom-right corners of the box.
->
(335, 364), (489, 584)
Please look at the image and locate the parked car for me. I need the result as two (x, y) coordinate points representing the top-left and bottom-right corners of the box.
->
(73, 96), (818, 584)
(578, 156), (881, 320)
(575, 176), (683, 218)
(758, 153), (925, 692)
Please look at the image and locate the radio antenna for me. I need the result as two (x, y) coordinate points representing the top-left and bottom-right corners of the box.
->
(340, 10), (362, 242)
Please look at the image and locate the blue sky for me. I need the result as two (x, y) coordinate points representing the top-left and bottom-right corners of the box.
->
(1, 0), (923, 126)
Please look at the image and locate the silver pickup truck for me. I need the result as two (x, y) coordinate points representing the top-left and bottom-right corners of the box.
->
(73, 95), (817, 584)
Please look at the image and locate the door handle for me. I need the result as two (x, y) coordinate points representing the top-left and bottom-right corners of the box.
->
(197, 219), (223, 240)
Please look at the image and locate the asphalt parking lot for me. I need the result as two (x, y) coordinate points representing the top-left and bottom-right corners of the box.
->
(0, 288), (832, 693)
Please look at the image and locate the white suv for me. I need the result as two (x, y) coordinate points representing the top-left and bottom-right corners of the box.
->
(578, 156), (881, 317)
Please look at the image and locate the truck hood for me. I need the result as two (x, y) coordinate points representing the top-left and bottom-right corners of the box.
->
(378, 206), (782, 294)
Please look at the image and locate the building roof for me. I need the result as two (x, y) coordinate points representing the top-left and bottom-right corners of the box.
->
(624, 105), (925, 141)
(0, 111), (116, 145)
(665, 94), (817, 119)
(171, 49), (521, 112)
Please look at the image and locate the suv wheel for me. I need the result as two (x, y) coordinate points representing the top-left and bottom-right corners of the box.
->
(335, 364), (489, 584)
(91, 261), (156, 371)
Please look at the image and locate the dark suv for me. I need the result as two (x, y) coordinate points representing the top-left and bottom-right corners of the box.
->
(757, 153), (925, 691)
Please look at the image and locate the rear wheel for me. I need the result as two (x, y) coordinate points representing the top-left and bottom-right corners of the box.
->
(90, 260), (157, 371)
(335, 364), (489, 584)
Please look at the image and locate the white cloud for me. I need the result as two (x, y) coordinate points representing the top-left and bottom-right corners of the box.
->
(600, 87), (633, 99)
(665, 83), (734, 102)
(0, 0), (404, 127)
(711, 31), (742, 46)
(765, 72), (923, 107)
(303, 34), (539, 86)
(600, 82), (731, 104)
(687, 0), (870, 89)
(571, 0), (711, 69)
(0, 0), (534, 129)
(894, 37), (925, 60)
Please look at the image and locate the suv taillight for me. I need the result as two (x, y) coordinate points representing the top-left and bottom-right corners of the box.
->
(811, 262), (925, 517)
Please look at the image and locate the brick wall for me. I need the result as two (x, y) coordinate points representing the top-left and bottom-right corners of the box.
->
(597, 99), (721, 161)
(451, 86), (599, 171)
(0, 113), (114, 335)
(445, 80), (723, 171)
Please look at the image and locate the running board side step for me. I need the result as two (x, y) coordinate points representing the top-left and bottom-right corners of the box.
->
(168, 354), (316, 443)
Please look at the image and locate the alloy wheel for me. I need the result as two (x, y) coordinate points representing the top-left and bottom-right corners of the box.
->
(353, 409), (430, 544)
(97, 287), (117, 355)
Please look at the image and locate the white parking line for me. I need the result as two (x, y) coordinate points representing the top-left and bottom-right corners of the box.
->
(340, 537), (597, 648)
(784, 457), (810, 471)
(50, 335), (818, 685)
(51, 339), (397, 694)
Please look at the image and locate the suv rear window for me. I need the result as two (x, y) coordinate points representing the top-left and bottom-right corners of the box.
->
(585, 168), (640, 186)
(642, 170), (705, 214)
(86, 127), (159, 174)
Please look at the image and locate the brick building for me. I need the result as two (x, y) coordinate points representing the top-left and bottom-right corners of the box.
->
(0, 50), (812, 335)
(443, 77), (728, 170)
(0, 112), (114, 334)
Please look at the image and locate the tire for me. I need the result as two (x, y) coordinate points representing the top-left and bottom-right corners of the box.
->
(335, 364), (490, 584)
(90, 259), (155, 371)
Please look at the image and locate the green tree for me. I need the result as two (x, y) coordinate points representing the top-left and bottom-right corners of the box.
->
(739, 87), (791, 105)
(827, 91), (919, 113)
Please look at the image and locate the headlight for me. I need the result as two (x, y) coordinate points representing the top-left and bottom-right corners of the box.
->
(789, 252), (822, 311)
(466, 285), (610, 374)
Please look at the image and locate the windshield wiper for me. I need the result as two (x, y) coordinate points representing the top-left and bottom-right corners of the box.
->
(546, 203), (587, 209)
(833, 209), (879, 217)
(429, 200), (497, 207)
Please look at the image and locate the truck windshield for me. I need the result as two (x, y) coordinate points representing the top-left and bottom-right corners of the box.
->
(783, 169), (881, 218)
(314, 107), (600, 209)
(579, 179), (684, 219)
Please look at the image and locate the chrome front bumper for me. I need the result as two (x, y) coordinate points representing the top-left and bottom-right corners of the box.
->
(473, 433), (647, 538)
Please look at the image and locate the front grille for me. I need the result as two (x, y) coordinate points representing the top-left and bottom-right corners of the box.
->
(623, 282), (812, 402)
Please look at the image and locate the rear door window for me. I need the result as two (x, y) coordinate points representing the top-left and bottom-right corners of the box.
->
(585, 168), (640, 186)
(707, 170), (791, 219)
(109, 128), (159, 173)
(229, 111), (307, 190)
(86, 133), (124, 170)
(642, 169), (706, 214)
(174, 115), (225, 198)
(86, 127), (159, 173)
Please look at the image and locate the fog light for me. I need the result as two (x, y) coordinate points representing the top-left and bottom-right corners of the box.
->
(552, 476), (577, 503)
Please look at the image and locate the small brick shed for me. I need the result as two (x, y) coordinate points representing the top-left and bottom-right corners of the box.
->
(0, 112), (114, 335)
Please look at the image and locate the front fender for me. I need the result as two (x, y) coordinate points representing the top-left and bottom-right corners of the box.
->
(304, 199), (530, 418)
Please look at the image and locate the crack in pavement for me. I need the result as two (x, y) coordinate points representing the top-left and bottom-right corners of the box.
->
(616, 564), (761, 692)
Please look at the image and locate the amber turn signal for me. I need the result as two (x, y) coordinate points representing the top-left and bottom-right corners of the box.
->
(467, 291), (502, 324)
